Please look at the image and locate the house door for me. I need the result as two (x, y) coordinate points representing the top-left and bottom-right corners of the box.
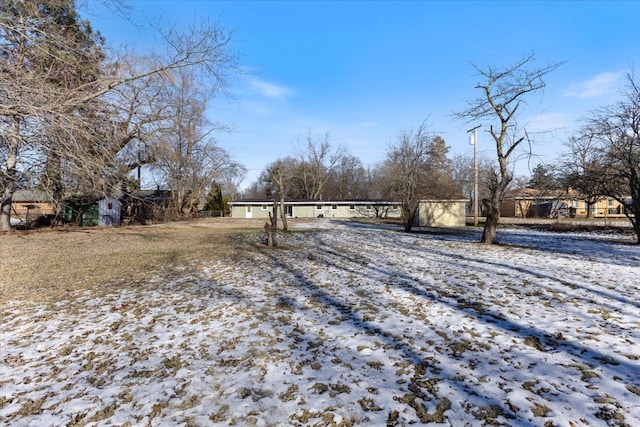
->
(285, 205), (293, 218)
(246, 205), (252, 218)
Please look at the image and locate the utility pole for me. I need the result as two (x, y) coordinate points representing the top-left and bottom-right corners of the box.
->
(467, 125), (481, 226)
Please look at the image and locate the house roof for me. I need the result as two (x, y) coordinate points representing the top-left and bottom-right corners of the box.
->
(12, 189), (51, 202)
(502, 188), (578, 200)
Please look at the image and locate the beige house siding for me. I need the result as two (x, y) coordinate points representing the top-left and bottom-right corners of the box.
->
(592, 198), (628, 217)
(500, 200), (518, 218)
(416, 200), (468, 227)
(501, 190), (630, 218)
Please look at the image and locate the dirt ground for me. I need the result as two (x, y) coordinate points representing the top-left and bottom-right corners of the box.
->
(0, 217), (292, 302)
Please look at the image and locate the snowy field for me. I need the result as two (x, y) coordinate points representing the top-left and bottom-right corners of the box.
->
(1, 220), (640, 426)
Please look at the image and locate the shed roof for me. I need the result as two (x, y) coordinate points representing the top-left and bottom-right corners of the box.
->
(12, 190), (51, 202)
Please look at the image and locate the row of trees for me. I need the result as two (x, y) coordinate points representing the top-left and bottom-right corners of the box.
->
(245, 126), (461, 232)
(526, 71), (639, 243)
(0, 0), (245, 229)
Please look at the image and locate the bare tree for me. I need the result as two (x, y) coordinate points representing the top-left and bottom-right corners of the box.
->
(1, 0), (106, 228)
(383, 122), (435, 232)
(560, 134), (606, 218)
(0, 1), (237, 230)
(456, 53), (563, 244)
(219, 161), (247, 201)
(324, 154), (368, 200)
(151, 67), (232, 218)
(581, 72), (640, 242)
(265, 158), (298, 231)
(297, 132), (345, 200)
(451, 153), (493, 216)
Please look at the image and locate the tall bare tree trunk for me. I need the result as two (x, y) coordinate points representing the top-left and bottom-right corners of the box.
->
(480, 196), (501, 243)
(586, 200), (595, 219)
(279, 193), (288, 232)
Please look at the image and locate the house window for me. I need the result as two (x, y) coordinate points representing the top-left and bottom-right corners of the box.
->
(571, 200), (577, 208)
(107, 202), (113, 210)
(365, 204), (372, 210)
(332, 204), (337, 210)
(316, 204), (322, 210)
(247, 206), (252, 213)
(392, 205), (399, 210)
(262, 204), (268, 210)
(349, 204), (355, 210)
(285, 205), (293, 217)
(608, 198), (613, 206)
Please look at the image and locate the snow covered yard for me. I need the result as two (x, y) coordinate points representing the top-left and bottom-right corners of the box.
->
(1, 220), (639, 426)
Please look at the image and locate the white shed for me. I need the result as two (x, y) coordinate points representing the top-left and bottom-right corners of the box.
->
(98, 197), (121, 226)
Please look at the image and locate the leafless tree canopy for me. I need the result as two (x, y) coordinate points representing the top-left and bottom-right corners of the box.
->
(574, 72), (640, 242)
(150, 67), (234, 218)
(456, 53), (563, 244)
(254, 133), (351, 202)
(0, 0), (240, 230)
(381, 122), (458, 232)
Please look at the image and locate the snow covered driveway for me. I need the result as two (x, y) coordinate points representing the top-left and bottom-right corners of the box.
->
(2, 221), (639, 426)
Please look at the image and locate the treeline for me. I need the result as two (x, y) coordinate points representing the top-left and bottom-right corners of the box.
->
(0, 0), (244, 229)
(242, 126), (465, 232)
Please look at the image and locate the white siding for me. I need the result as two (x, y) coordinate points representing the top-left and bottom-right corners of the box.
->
(98, 197), (121, 226)
(229, 201), (402, 219)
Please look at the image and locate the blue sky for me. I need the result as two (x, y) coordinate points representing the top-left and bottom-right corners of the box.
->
(82, 1), (640, 189)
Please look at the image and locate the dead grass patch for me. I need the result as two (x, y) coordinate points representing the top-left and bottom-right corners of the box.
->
(0, 219), (264, 302)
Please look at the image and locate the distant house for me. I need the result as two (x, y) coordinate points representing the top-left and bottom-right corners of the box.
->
(228, 199), (402, 220)
(10, 190), (54, 225)
(415, 199), (468, 227)
(501, 188), (630, 218)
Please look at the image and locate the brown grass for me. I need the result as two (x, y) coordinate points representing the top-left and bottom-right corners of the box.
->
(0, 217), (276, 302)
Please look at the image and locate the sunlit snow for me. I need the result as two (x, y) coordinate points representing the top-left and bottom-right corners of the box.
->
(2, 220), (639, 426)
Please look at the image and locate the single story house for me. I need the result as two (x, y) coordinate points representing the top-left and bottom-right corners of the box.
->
(415, 199), (468, 227)
(228, 199), (402, 220)
(501, 188), (631, 218)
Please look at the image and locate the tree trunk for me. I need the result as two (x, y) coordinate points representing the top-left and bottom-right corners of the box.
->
(279, 194), (288, 232)
(0, 120), (20, 231)
(626, 201), (640, 244)
(402, 205), (414, 232)
(480, 197), (500, 244)
(264, 202), (278, 247)
(586, 200), (595, 219)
